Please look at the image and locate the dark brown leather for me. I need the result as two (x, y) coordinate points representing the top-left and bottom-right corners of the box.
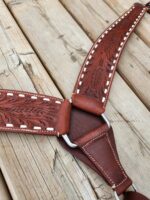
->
(75, 124), (132, 194)
(72, 3), (147, 115)
(0, 89), (71, 135)
(124, 192), (149, 200)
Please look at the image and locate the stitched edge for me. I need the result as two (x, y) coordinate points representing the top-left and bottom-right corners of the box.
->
(0, 89), (63, 134)
(75, 5), (136, 95)
(75, 5), (146, 106)
(0, 89), (63, 102)
(106, 133), (127, 188)
(82, 131), (128, 188)
(0, 126), (58, 135)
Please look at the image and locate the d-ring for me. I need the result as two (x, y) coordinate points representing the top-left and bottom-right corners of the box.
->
(62, 112), (110, 148)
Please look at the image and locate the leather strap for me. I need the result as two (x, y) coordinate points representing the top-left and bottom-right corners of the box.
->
(72, 3), (147, 116)
(0, 2), (149, 200)
(124, 192), (149, 200)
(59, 2), (149, 199)
(0, 89), (71, 135)
(75, 125), (132, 194)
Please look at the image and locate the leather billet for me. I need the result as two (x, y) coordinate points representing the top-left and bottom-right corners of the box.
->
(0, 2), (149, 200)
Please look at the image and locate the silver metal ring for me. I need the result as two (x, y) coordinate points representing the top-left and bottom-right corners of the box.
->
(113, 184), (137, 200)
(61, 112), (110, 148)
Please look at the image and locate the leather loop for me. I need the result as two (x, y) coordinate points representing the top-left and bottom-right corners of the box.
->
(72, 93), (105, 115)
(124, 192), (149, 200)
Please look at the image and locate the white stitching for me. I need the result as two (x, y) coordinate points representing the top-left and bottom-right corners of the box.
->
(0, 90), (62, 132)
(33, 126), (41, 130)
(1, 89), (63, 102)
(18, 94), (25, 97)
(7, 93), (13, 96)
(43, 98), (50, 101)
(6, 123), (13, 127)
(20, 125), (27, 129)
(31, 96), (37, 99)
(0, 126), (56, 134)
(82, 131), (128, 188)
(106, 134), (127, 187)
(46, 127), (54, 131)
(82, 132), (114, 185)
(101, 7), (145, 104)
(76, 6), (146, 101)
(55, 100), (61, 104)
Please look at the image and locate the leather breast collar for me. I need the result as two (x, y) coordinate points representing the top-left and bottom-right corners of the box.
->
(0, 2), (149, 200)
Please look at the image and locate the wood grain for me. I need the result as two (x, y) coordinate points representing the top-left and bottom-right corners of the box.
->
(0, 0), (150, 199)
(0, 170), (12, 200)
(0, 1), (100, 200)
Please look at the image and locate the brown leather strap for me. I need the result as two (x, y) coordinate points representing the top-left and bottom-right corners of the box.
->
(124, 192), (149, 200)
(59, 2), (149, 198)
(0, 2), (149, 200)
(0, 89), (71, 135)
(72, 3), (147, 116)
(75, 125), (132, 194)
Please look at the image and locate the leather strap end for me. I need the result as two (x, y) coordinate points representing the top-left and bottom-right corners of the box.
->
(75, 125), (132, 195)
(56, 99), (71, 135)
(72, 93), (105, 115)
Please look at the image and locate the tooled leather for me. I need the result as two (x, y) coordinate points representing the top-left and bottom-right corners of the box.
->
(72, 3), (147, 115)
(0, 89), (70, 135)
(0, 2), (149, 199)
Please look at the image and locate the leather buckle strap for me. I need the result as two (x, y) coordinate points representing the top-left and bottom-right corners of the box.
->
(62, 112), (110, 148)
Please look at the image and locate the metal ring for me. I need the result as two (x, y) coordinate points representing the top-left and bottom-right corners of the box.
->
(61, 112), (110, 148)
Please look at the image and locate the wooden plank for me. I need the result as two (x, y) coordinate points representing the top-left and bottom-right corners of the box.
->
(0, 1), (150, 199)
(60, 0), (150, 109)
(0, 170), (12, 200)
(0, 1), (100, 200)
(3, 0), (150, 198)
(104, 0), (150, 47)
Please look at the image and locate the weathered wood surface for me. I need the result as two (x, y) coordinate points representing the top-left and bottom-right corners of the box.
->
(0, 171), (11, 200)
(0, 0), (150, 199)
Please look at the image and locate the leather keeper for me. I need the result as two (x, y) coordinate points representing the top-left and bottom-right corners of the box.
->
(56, 99), (71, 135)
(72, 93), (105, 115)
(75, 124), (132, 195)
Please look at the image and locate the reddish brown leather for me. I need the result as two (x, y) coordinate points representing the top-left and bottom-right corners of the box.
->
(72, 93), (105, 115)
(0, 2), (149, 199)
(74, 124), (132, 194)
(0, 89), (71, 135)
(59, 2), (148, 197)
(124, 192), (149, 200)
(72, 3), (147, 115)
